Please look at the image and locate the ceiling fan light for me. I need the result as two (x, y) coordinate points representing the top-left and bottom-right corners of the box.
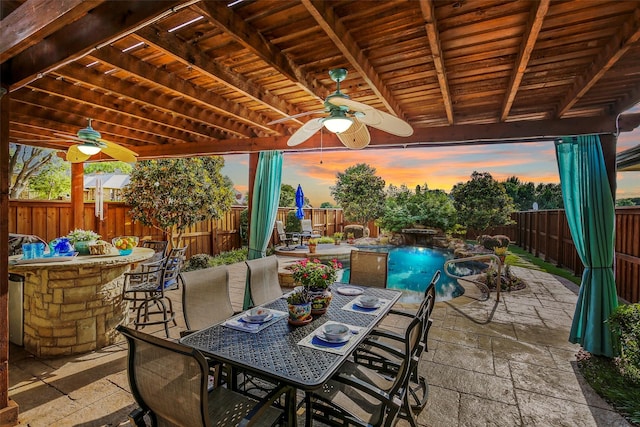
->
(77, 144), (101, 155)
(323, 116), (353, 133)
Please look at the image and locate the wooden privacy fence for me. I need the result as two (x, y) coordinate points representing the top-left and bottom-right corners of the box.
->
(515, 207), (640, 304)
(9, 201), (638, 303)
(8, 201), (345, 258)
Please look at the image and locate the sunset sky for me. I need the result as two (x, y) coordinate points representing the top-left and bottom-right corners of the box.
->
(222, 126), (640, 207)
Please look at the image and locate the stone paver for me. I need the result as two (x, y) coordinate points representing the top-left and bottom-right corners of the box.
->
(8, 261), (632, 426)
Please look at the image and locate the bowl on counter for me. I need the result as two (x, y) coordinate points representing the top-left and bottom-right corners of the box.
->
(111, 236), (139, 256)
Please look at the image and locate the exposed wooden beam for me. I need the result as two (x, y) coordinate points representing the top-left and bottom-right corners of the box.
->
(91, 44), (282, 136)
(0, 0), (104, 63)
(135, 25), (306, 121)
(302, 0), (406, 120)
(555, 7), (640, 117)
(419, 0), (454, 125)
(58, 62), (250, 139)
(132, 114), (635, 157)
(500, 0), (549, 121)
(6, 0), (190, 89)
(16, 80), (222, 145)
(195, 1), (327, 101)
(611, 81), (640, 115)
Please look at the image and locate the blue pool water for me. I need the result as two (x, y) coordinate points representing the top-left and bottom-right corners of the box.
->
(339, 246), (472, 302)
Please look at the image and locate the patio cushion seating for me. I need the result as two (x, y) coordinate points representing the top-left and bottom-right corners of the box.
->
(275, 220), (299, 251)
(245, 255), (283, 306)
(159, 246), (188, 291)
(117, 325), (289, 427)
(304, 315), (423, 427)
(349, 250), (389, 288)
(353, 270), (440, 411)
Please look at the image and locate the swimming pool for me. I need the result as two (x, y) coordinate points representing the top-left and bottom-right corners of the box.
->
(338, 246), (474, 302)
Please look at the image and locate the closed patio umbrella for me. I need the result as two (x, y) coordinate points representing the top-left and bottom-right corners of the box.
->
(295, 184), (305, 219)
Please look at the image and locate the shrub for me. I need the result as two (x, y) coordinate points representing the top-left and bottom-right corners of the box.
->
(183, 254), (213, 271)
(478, 234), (510, 250)
(609, 303), (640, 384)
(285, 211), (301, 233)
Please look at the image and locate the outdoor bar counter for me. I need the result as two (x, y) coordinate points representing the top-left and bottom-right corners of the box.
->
(8, 247), (154, 357)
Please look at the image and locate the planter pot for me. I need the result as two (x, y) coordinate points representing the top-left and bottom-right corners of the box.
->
(334, 240), (341, 245)
(309, 288), (332, 315)
(73, 240), (95, 255)
(288, 302), (312, 325)
(308, 245), (317, 254)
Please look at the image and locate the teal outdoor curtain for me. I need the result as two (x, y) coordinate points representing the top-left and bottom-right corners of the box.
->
(555, 135), (618, 357)
(243, 150), (283, 309)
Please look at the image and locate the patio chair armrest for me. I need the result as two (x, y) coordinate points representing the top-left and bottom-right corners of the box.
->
(238, 383), (291, 427)
(387, 308), (416, 318)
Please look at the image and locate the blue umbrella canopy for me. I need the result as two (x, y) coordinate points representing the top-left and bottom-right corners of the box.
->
(295, 184), (305, 219)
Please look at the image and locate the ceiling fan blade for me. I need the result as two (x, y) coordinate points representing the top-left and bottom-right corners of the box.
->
(66, 145), (92, 163)
(337, 118), (371, 149)
(287, 118), (324, 147)
(268, 109), (325, 125)
(99, 140), (138, 163)
(329, 98), (414, 137)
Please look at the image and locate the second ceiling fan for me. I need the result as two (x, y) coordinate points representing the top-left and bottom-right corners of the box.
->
(285, 69), (413, 149)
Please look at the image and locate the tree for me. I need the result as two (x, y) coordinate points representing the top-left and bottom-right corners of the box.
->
(503, 176), (536, 211)
(320, 202), (334, 208)
(535, 183), (564, 209)
(9, 144), (57, 199)
(28, 160), (70, 199)
(122, 157), (234, 246)
(378, 183), (457, 232)
(84, 161), (133, 174)
(330, 163), (386, 226)
(450, 171), (515, 234)
(279, 184), (296, 207)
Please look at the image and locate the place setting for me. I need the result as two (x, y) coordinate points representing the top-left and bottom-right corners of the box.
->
(222, 307), (287, 333)
(341, 294), (391, 316)
(298, 321), (362, 355)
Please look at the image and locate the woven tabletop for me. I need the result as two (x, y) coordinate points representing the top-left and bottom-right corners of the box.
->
(180, 285), (401, 390)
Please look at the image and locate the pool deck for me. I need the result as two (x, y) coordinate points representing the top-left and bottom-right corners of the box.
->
(7, 255), (631, 426)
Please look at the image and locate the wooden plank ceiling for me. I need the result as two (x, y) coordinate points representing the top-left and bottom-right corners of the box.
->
(2, 0), (640, 160)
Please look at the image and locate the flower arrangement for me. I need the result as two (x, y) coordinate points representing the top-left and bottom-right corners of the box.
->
(290, 258), (342, 290)
(66, 229), (100, 244)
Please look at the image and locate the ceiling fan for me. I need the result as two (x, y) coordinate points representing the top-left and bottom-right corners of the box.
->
(59, 119), (138, 163)
(283, 68), (413, 149)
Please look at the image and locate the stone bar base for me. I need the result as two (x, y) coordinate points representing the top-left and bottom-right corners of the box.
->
(9, 248), (154, 358)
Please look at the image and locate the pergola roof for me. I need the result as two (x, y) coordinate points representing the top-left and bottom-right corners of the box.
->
(3, 0), (640, 159)
(617, 143), (640, 171)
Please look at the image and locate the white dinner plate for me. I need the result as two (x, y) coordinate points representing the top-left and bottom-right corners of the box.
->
(242, 313), (274, 324)
(353, 300), (381, 309)
(315, 331), (350, 344)
(336, 286), (364, 296)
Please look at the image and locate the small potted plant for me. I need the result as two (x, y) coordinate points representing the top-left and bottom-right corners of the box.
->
(66, 229), (101, 255)
(333, 232), (344, 245)
(346, 232), (355, 244)
(286, 288), (312, 325)
(289, 258), (342, 315)
(307, 238), (319, 254)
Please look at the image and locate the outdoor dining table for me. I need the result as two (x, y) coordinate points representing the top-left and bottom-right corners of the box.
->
(180, 284), (402, 426)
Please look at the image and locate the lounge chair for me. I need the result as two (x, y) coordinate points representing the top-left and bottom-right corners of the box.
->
(275, 220), (299, 251)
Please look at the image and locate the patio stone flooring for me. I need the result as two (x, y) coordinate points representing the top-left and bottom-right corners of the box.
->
(7, 260), (631, 426)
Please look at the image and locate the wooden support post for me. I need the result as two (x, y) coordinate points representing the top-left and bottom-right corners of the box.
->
(71, 162), (84, 230)
(0, 82), (19, 425)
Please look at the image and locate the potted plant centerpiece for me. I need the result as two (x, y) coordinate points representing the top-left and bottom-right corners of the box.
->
(290, 258), (342, 315)
(66, 229), (101, 255)
(286, 287), (312, 326)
